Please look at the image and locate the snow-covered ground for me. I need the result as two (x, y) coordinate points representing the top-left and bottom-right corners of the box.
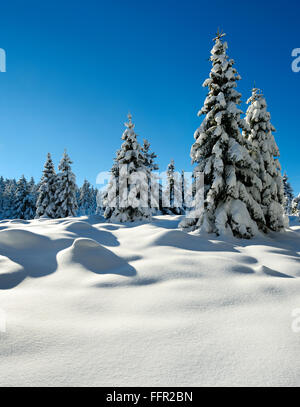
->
(0, 215), (300, 386)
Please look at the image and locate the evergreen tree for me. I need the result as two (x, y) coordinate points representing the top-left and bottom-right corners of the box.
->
(282, 172), (294, 215)
(96, 188), (105, 215)
(102, 145), (122, 219)
(142, 139), (159, 171)
(75, 186), (81, 212)
(36, 153), (57, 218)
(54, 151), (78, 218)
(28, 177), (38, 213)
(28, 176), (35, 191)
(181, 170), (192, 212)
(13, 175), (36, 220)
(78, 179), (96, 216)
(180, 31), (262, 238)
(91, 186), (98, 214)
(158, 182), (166, 214)
(104, 113), (151, 222)
(163, 159), (184, 214)
(244, 87), (285, 231)
(0, 176), (5, 218)
(292, 194), (300, 217)
(2, 179), (17, 219)
(141, 139), (159, 213)
(78, 180), (89, 215)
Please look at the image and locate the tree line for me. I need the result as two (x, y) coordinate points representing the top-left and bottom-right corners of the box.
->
(0, 145), (188, 220)
(0, 151), (98, 220)
(0, 31), (299, 237)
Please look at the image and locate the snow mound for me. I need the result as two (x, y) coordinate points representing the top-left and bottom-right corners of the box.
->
(0, 215), (300, 386)
(0, 229), (48, 250)
(256, 264), (294, 278)
(147, 228), (236, 252)
(63, 220), (93, 231)
(0, 228), (71, 288)
(0, 255), (25, 289)
(60, 220), (119, 246)
(59, 237), (136, 276)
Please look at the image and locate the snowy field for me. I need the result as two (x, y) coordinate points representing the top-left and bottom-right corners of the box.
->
(0, 215), (300, 386)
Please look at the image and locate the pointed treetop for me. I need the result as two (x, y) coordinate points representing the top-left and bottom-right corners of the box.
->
(46, 152), (52, 160)
(58, 149), (73, 171)
(251, 83), (264, 98)
(125, 112), (135, 130)
(213, 28), (226, 42)
(252, 80), (259, 92)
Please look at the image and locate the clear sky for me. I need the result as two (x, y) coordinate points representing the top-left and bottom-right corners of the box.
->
(0, 0), (299, 193)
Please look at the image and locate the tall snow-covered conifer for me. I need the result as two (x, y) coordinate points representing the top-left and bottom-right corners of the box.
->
(13, 175), (36, 220)
(244, 87), (285, 231)
(96, 189), (105, 215)
(54, 151), (78, 218)
(163, 159), (183, 214)
(180, 31), (263, 238)
(141, 139), (159, 212)
(282, 172), (294, 215)
(292, 194), (300, 217)
(102, 150), (120, 219)
(78, 179), (96, 216)
(104, 114), (151, 222)
(0, 177), (5, 218)
(36, 153), (57, 218)
(142, 139), (158, 172)
(2, 179), (17, 219)
(181, 170), (191, 212)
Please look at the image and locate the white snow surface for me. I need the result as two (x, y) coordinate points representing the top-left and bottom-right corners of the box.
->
(0, 215), (300, 386)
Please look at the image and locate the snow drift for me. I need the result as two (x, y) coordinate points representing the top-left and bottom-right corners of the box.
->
(0, 215), (300, 386)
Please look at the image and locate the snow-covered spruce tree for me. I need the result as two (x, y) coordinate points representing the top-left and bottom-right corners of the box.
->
(282, 172), (294, 215)
(75, 186), (81, 211)
(142, 139), (159, 172)
(28, 176), (35, 191)
(90, 186), (97, 214)
(96, 188), (105, 215)
(0, 176), (5, 218)
(181, 170), (192, 212)
(36, 153), (57, 218)
(179, 170), (187, 212)
(103, 150), (121, 219)
(141, 138), (159, 213)
(28, 177), (38, 213)
(2, 179), (17, 219)
(292, 194), (300, 217)
(104, 114), (151, 222)
(78, 179), (96, 216)
(54, 150), (78, 218)
(180, 31), (263, 238)
(163, 159), (184, 214)
(13, 175), (36, 220)
(244, 87), (285, 231)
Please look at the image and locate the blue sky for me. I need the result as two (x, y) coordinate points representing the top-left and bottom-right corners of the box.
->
(0, 0), (299, 193)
